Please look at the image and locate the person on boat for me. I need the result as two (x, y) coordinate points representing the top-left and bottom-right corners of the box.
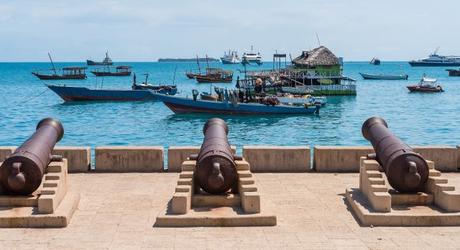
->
(254, 78), (263, 93)
(235, 76), (240, 88)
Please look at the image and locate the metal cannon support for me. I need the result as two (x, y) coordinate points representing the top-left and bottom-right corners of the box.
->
(193, 118), (238, 194)
(362, 117), (429, 193)
(0, 118), (64, 195)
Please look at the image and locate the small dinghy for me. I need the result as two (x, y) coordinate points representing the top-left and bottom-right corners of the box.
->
(407, 77), (443, 93)
(360, 73), (408, 80)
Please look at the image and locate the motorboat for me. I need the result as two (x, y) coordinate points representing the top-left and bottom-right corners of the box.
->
(407, 77), (443, 93)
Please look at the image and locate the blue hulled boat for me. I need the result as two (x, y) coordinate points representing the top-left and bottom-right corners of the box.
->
(46, 85), (155, 102)
(152, 92), (320, 115)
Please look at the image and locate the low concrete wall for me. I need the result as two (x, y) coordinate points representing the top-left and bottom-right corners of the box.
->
(314, 146), (459, 172)
(458, 146), (460, 172)
(243, 146), (310, 172)
(0, 146), (91, 173)
(314, 146), (373, 172)
(53, 146), (91, 172)
(95, 146), (164, 172)
(413, 146), (458, 172)
(167, 146), (237, 172)
(0, 146), (16, 162)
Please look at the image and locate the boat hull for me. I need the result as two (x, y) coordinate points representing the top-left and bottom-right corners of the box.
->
(195, 75), (233, 83)
(91, 71), (131, 77)
(407, 85), (443, 93)
(359, 73), (408, 80)
(32, 72), (86, 80)
(409, 61), (460, 67)
(153, 93), (320, 115)
(447, 69), (460, 76)
(46, 85), (155, 102)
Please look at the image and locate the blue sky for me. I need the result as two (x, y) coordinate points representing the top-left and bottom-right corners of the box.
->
(0, 0), (458, 61)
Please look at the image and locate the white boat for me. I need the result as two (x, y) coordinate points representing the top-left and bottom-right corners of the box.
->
(276, 95), (327, 106)
(220, 50), (240, 64)
(409, 48), (460, 67)
(242, 46), (262, 65)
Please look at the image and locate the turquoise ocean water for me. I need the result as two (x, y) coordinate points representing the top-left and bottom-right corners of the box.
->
(0, 61), (459, 149)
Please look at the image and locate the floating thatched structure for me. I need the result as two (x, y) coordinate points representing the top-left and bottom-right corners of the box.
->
(292, 46), (339, 68)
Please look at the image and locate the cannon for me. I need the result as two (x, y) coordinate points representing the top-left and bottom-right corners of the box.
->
(362, 117), (428, 193)
(0, 118), (64, 195)
(192, 118), (238, 195)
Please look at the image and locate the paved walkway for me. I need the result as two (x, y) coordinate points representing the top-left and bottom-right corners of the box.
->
(1, 173), (460, 249)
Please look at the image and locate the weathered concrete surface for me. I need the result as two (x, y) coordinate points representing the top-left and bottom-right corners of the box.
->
(413, 146), (458, 172)
(0, 146), (15, 162)
(53, 146), (91, 172)
(0, 146), (91, 173)
(243, 146), (310, 172)
(167, 146), (236, 172)
(314, 146), (459, 172)
(1, 173), (460, 248)
(95, 146), (164, 172)
(314, 146), (373, 172)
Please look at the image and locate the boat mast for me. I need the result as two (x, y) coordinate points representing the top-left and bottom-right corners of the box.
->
(196, 55), (201, 74)
(172, 66), (177, 85)
(48, 52), (57, 75)
(205, 54), (210, 69)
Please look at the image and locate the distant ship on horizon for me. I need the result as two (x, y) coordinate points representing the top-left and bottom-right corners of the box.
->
(409, 48), (460, 67)
(220, 50), (240, 64)
(158, 57), (219, 62)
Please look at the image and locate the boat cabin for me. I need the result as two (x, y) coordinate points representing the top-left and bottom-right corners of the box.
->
(62, 67), (87, 76)
(116, 66), (131, 73)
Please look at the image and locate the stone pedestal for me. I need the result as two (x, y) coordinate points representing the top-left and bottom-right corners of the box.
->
(346, 157), (460, 226)
(155, 159), (276, 227)
(0, 159), (80, 227)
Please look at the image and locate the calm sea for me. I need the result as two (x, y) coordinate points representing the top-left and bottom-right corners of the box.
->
(0, 61), (459, 149)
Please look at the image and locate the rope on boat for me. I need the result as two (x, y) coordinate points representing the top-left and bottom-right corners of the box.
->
(19, 88), (49, 105)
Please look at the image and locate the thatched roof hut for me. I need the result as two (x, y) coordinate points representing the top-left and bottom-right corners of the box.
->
(292, 46), (339, 68)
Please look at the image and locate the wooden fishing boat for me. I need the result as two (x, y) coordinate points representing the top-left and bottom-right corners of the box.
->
(446, 69), (460, 76)
(46, 84), (155, 102)
(32, 67), (87, 80)
(32, 53), (87, 80)
(151, 91), (320, 115)
(131, 73), (177, 95)
(87, 52), (113, 66)
(360, 73), (408, 80)
(186, 72), (199, 79)
(91, 66), (132, 77)
(407, 77), (443, 93)
(195, 68), (233, 83)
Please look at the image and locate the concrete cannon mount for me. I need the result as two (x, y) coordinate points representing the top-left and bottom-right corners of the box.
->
(346, 157), (460, 226)
(155, 159), (276, 227)
(0, 159), (79, 228)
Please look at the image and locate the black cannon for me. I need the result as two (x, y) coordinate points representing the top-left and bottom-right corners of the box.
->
(362, 117), (428, 193)
(192, 118), (238, 195)
(0, 118), (64, 195)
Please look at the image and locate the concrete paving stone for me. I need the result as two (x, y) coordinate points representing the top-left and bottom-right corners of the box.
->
(0, 172), (459, 248)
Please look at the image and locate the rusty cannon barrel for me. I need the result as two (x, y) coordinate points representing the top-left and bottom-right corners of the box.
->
(0, 118), (64, 195)
(362, 117), (429, 193)
(193, 118), (238, 195)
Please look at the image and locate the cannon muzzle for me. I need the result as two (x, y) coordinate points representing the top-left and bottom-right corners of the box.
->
(0, 118), (64, 195)
(362, 117), (428, 193)
(194, 118), (237, 194)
